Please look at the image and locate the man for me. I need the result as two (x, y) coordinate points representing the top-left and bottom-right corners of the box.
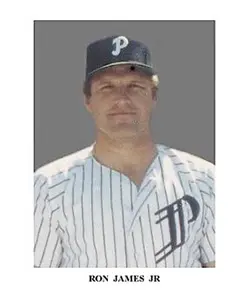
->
(34, 35), (215, 268)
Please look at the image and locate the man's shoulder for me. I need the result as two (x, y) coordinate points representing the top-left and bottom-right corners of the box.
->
(157, 144), (215, 174)
(34, 145), (94, 180)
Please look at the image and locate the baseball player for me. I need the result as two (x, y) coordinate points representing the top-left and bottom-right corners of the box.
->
(34, 35), (215, 268)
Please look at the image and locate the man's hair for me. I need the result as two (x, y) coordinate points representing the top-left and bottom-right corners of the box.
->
(83, 74), (160, 98)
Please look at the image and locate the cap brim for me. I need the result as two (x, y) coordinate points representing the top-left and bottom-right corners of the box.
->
(86, 61), (156, 81)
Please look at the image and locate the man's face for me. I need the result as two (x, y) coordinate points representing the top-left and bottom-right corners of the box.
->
(85, 65), (157, 139)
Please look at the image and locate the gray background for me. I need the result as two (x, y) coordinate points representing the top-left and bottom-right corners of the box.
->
(34, 21), (215, 171)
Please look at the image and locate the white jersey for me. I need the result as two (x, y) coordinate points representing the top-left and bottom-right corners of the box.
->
(34, 144), (215, 268)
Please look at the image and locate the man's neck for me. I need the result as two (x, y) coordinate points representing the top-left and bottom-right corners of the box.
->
(92, 131), (157, 169)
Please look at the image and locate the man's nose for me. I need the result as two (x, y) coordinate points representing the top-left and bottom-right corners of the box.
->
(113, 86), (131, 101)
(115, 85), (129, 95)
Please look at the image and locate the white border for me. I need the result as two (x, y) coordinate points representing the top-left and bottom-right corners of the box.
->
(1, 1), (250, 299)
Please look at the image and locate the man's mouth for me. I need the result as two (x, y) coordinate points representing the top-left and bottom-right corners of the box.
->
(108, 112), (136, 116)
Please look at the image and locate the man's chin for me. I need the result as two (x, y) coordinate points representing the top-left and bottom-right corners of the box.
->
(98, 124), (148, 140)
(108, 125), (140, 138)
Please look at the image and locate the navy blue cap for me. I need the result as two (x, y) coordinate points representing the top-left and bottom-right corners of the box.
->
(85, 36), (156, 80)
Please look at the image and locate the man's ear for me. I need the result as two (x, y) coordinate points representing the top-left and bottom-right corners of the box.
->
(84, 95), (92, 113)
(152, 98), (157, 110)
(152, 89), (158, 107)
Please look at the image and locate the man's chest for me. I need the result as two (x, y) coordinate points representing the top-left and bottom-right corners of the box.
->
(56, 160), (209, 268)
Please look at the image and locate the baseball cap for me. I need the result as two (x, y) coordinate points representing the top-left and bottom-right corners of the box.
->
(85, 35), (156, 81)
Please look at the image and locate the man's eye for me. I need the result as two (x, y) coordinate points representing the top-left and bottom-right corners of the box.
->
(129, 83), (145, 89)
(100, 85), (113, 91)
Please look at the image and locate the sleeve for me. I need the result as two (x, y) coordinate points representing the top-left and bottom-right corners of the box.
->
(34, 173), (63, 267)
(199, 164), (215, 265)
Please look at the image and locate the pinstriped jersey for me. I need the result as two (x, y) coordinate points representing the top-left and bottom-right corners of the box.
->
(34, 144), (215, 268)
